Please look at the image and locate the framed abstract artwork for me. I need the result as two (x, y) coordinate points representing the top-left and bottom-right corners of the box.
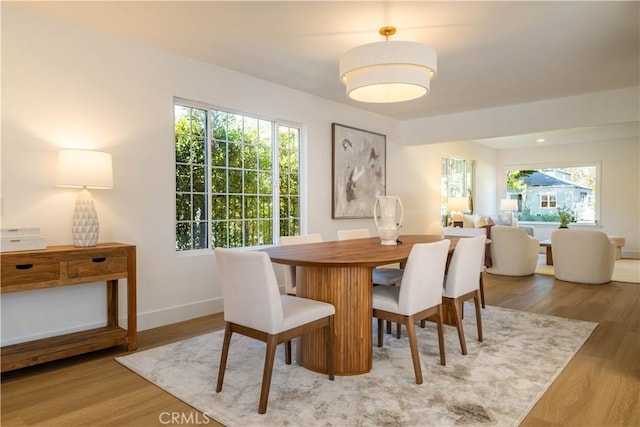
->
(331, 123), (386, 219)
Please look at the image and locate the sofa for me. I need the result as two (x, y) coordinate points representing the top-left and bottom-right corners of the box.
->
(461, 214), (535, 237)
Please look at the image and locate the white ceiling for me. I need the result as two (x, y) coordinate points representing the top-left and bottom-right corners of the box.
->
(10, 1), (640, 147)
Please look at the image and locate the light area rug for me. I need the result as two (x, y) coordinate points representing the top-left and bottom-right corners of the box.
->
(116, 306), (596, 427)
(535, 254), (640, 283)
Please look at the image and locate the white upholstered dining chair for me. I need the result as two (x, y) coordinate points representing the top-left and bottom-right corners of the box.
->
(279, 233), (323, 295)
(337, 228), (404, 286)
(442, 234), (486, 355)
(372, 239), (450, 384)
(442, 226), (488, 308)
(214, 248), (335, 414)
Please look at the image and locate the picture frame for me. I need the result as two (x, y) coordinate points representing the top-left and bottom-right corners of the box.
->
(331, 123), (386, 219)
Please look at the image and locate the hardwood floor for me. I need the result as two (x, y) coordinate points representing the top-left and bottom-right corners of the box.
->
(2, 273), (638, 426)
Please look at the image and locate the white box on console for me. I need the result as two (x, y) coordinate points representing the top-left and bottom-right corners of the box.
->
(1, 236), (46, 252)
(1, 227), (42, 239)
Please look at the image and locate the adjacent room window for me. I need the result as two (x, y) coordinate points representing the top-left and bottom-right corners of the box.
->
(505, 165), (598, 224)
(441, 156), (475, 225)
(174, 100), (301, 251)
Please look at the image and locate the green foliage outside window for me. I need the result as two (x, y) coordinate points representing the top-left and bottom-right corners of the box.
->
(175, 102), (300, 250)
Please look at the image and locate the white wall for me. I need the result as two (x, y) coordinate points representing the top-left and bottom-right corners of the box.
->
(497, 139), (640, 257)
(389, 141), (498, 235)
(1, 5), (399, 345)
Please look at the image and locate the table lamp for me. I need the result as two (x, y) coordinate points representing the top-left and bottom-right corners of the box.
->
(500, 199), (518, 216)
(500, 199), (519, 226)
(447, 197), (469, 227)
(56, 149), (113, 247)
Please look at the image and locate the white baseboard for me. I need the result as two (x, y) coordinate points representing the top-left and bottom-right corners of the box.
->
(0, 298), (225, 347)
(0, 321), (107, 347)
(621, 249), (640, 259)
(136, 297), (224, 331)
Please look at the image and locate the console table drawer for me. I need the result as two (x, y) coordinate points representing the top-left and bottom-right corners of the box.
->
(1, 261), (61, 287)
(68, 256), (128, 278)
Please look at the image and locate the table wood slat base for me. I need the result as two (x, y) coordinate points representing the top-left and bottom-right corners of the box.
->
(297, 266), (372, 375)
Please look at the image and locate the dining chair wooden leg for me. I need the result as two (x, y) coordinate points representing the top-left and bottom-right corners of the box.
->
(479, 273), (486, 308)
(474, 289), (483, 342)
(405, 316), (423, 384)
(285, 340), (292, 365)
(386, 320), (392, 334)
(377, 318), (384, 347)
(325, 318), (335, 380)
(216, 323), (233, 393)
(396, 322), (401, 339)
(258, 334), (279, 414)
(436, 307), (446, 366)
(450, 297), (467, 355)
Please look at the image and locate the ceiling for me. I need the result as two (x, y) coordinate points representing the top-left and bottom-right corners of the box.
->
(10, 1), (640, 147)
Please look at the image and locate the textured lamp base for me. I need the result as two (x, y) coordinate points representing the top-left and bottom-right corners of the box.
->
(72, 189), (99, 247)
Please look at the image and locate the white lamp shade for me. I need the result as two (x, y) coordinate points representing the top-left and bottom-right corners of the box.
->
(447, 197), (469, 213)
(56, 149), (113, 189)
(340, 40), (437, 103)
(500, 199), (518, 211)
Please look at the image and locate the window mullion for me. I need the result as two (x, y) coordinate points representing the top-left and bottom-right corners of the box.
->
(272, 123), (280, 241)
(206, 109), (212, 250)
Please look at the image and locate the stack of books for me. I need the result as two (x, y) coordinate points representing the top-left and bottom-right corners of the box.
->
(1, 227), (46, 252)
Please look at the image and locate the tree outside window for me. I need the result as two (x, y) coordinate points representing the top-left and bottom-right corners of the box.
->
(441, 157), (474, 226)
(175, 101), (301, 250)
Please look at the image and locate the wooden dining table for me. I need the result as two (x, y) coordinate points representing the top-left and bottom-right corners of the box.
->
(262, 234), (463, 376)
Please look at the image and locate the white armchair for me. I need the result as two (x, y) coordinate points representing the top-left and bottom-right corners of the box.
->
(486, 225), (539, 276)
(551, 229), (616, 284)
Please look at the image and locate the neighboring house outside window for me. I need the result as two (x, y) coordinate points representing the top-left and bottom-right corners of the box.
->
(506, 166), (598, 224)
(174, 99), (301, 251)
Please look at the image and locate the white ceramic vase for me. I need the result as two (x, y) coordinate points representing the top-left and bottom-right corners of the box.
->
(374, 195), (404, 245)
(72, 189), (99, 247)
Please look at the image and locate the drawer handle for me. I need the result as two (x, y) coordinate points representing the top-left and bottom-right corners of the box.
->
(92, 257), (107, 263)
(16, 264), (34, 270)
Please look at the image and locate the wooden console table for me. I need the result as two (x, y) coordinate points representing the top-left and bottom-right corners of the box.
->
(1, 243), (136, 372)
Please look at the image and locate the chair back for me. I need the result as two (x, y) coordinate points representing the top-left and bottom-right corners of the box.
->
(279, 233), (323, 294)
(443, 227), (486, 237)
(214, 248), (284, 333)
(444, 235), (486, 298)
(337, 228), (371, 240)
(398, 240), (450, 315)
(280, 233), (323, 246)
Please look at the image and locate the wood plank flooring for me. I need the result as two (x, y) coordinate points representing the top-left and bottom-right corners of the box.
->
(2, 272), (638, 426)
